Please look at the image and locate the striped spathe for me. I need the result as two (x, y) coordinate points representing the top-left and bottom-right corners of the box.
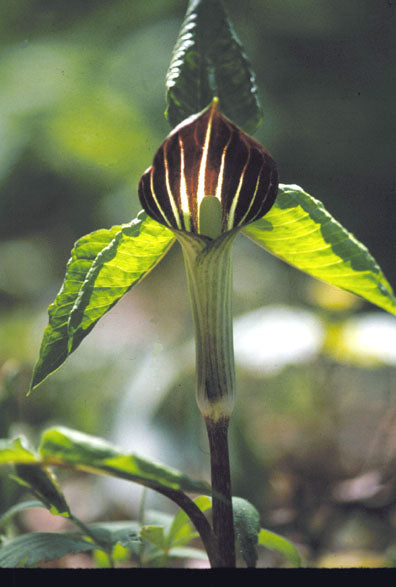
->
(138, 98), (278, 236)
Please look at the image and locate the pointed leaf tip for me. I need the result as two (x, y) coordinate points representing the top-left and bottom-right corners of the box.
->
(243, 184), (396, 316)
(166, 0), (263, 134)
(30, 215), (175, 392)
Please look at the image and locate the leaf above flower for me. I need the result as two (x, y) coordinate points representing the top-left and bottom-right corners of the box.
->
(166, 0), (262, 134)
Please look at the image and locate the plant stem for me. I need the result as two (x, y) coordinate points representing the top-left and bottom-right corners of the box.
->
(154, 486), (219, 567)
(137, 488), (147, 567)
(69, 513), (115, 567)
(175, 229), (238, 567)
(205, 416), (235, 567)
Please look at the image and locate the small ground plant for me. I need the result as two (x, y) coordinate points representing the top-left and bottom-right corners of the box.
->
(1, 0), (396, 569)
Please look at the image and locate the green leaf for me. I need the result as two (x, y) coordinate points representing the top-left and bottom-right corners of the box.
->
(243, 184), (396, 315)
(166, 0), (262, 134)
(30, 212), (175, 392)
(30, 224), (122, 392)
(0, 500), (44, 531)
(232, 497), (260, 568)
(144, 510), (175, 533)
(0, 438), (37, 465)
(141, 525), (209, 565)
(0, 532), (98, 568)
(0, 436), (71, 518)
(0, 429), (211, 523)
(82, 521), (140, 551)
(258, 528), (301, 568)
(93, 541), (132, 567)
(167, 495), (212, 548)
(39, 426), (211, 496)
(140, 526), (166, 550)
(13, 465), (70, 517)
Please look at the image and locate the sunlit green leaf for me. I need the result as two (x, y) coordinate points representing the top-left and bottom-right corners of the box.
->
(1, 428), (211, 503)
(232, 497), (260, 568)
(258, 528), (301, 567)
(166, 0), (262, 134)
(39, 427), (211, 496)
(0, 437), (70, 518)
(30, 212), (175, 392)
(30, 224), (121, 391)
(93, 541), (132, 567)
(243, 184), (396, 315)
(0, 532), (98, 568)
(167, 495), (212, 548)
(67, 213), (174, 347)
(0, 438), (37, 465)
(141, 523), (209, 565)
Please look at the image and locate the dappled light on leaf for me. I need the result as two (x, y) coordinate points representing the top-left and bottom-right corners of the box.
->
(244, 184), (396, 315)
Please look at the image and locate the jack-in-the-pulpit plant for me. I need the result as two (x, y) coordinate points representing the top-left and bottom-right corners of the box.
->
(139, 98), (278, 565)
(139, 97), (278, 421)
(1, 0), (396, 570)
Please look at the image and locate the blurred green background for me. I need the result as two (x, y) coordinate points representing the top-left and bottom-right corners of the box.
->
(1, 0), (396, 568)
